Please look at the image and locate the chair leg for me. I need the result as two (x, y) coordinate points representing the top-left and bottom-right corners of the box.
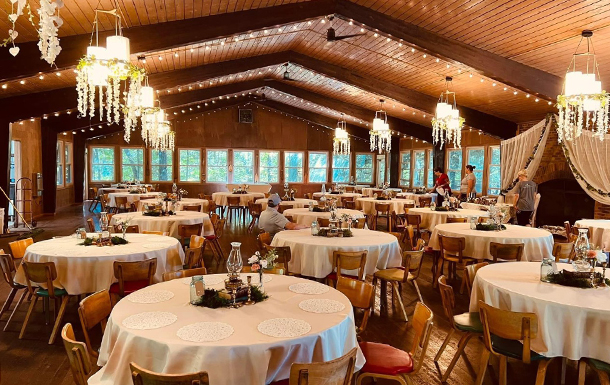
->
(474, 349), (491, 385)
(411, 280), (424, 303)
(3, 289), (27, 332)
(434, 329), (455, 361)
(19, 296), (39, 340)
(498, 355), (508, 385)
(49, 296), (69, 345)
(393, 282), (408, 322)
(577, 359), (586, 385)
(441, 332), (474, 382)
(534, 359), (554, 385)
(0, 287), (18, 320)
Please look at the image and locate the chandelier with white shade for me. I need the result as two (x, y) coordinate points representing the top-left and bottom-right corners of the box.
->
(141, 108), (175, 151)
(557, 30), (609, 142)
(432, 76), (464, 149)
(370, 99), (391, 153)
(333, 114), (350, 155)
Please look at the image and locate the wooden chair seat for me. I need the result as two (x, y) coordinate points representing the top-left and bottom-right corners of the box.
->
(489, 334), (546, 361)
(130, 362), (210, 385)
(61, 323), (97, 385)
(454, 312), (483, 333)
(372, 268), (405, 282)
(443, 254), (476, 264)
(358, 342), (414, 375)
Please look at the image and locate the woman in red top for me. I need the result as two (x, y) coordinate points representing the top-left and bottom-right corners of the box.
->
(430, 167), (451, 205)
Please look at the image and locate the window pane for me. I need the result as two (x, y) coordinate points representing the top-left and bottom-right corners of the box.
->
(285, 152), (303, 183)
(427, 150), (434, 188)
(151, 150), (173, 182)
(233, 150), (254, 184)
(91, 147), (114, 182)
(448, 150), (462, 170)
(488, 146), (501, 195)
(447, 149), (462, 191)
(308, 153), (328, 183)
(413, 151), (425, 187)
(56, 142), (63, 186)
(65, 165), (72, 184)
(259, 151), (279, 183)
(207, 150), (228, 183)
(285, 152), (303, 167)
(121, 148), (144, 181)
(332, 154), (350, 183)
(355, 154), (373, 183)
(468, 148), (485, 193)
(179, 149), (200, 182)
(286, 167), (303, 183)
(400, 152), (410, 186)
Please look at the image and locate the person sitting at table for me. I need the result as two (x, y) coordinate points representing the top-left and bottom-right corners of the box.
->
(514, 169), (538, 226)
(459, 165), (477, 201)
(430, 167), (451, 205)
(259, 194), (307, 236)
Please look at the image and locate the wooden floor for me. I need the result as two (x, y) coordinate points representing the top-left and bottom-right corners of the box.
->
(0, 204), (598, 385)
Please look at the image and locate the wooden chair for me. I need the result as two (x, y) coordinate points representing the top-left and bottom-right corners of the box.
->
(344, 201), (356, 209)
(8, 237), (33, 260)
(198, 193), (212, 200)
(226, 196), (244, 224)
(263, 244), (292, 275)
(373, 249), (425, 321)
(203, 219), (226, 264)
(336, 277), (374, 336)
(257, 232), (272, 253)
(446, 217), (467, 223)
(280, 347), (358, 385)
(318, 218), (330, 227)
(182, 204), (202, 212)
(20, 260), (71, 344)
(582, 359), (610, 385)
(326, 250), (368, 287)
(109, 258), (157, 299)
(78, 290), (112, 359)
(0, 252), (28, 332)
(86, 218), (96, 232)
(114, 196), (129, 213)
(130, 362), (210, 385)
(406, 214), (423, 240)
(345, 186), (355, 193)
(163, 267), (208, 282)
(464, 262), (489, 295)
(356, 302), (434, 385)
(374, 202), (392, 231)
(352, 217), (366, 229)
(207, 200), (217, 216)
(553, 242), (574, 262)
(434, 275), (483, 382)
(489, 242), (524, 262)
(123, 225), (140, 233)
(563, 221), (572, 241)
(183, 247), (205, 269)
(476, 301), (555, 385)
(62, 323), (97, 385)
(278, 203), (293, 214)
(88, 187), (100, 212)
(419, 197), (432, 207)
(284, 215), (293, 223)
(178, 223), (203, 248)
(142, 230), (168, 236)
(248, 202), (263, 233)
(438, 235), (476, 294)
(100, 194), (111, 211)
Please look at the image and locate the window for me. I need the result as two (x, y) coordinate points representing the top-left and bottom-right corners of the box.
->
(308, 152), (328, 183)
(426, 149), (434, 188)
(64, 142), (72, 185)
(259, 151), (279, 183)
(488, 146), (501, 195)
(151, 150), (173, 182)
(355, 153), (373, 184)
(447, 149), (463, 191)
(206, 149), (228, 183)
(56, 141), (64, 186)
(91, 147), (115, 182)
(284, 151), (304, 183)
(179, 149), (201, 182)
(467, 147), (485, 193)
(399, 152), (411, 187)
(332, 154), (350, 183)
(121, 148), (144, 181)
(413, 150), (426, 187)
(233, 150), (254, 184)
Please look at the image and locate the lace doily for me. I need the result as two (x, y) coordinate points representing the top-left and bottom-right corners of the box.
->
(122, 312), (178, 330)
(299, 299), (345, 314)
(288, 282), (330, 295)
(177, 322), (234, 342)
(241, 273), (273, 284)
(257, 318), (311, 338)
(126, 290), (175, 304)
(181, 275), (225, 286)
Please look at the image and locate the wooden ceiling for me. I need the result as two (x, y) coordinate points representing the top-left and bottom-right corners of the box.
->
(2, 0), (608, 139)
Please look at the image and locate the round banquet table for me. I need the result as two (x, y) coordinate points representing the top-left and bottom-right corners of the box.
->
(574, 219), (610, 250)
(107, 192), (158, 207)
(110, 211), (214, 238)
(255, 198), (317, 210)
(98, 187), (128, 196)
(212, 192), (265, 207)
(282, 208), (365, 227)
(271, 228), (402, 278)
(470, 262), (610, 362)
(89, 274), (364, 385)
(396, 193), (437, 207)
(428, 223), (554, 261)
(13, 233), (184, 295)
(312, 192), (362, 199)
(408, 207), (489, 230)
(361, 187), (402, 197)
(356, 197), (415, 215)
(137, 198), (210, 213)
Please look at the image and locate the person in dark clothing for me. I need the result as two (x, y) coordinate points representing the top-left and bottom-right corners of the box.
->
(514, 169), (538, 226)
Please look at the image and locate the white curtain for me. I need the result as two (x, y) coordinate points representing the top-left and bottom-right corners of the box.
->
(563, 129), (610, 205)
(500, 117), (551, 193)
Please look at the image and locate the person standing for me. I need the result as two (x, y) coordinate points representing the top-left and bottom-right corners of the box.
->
(430, 167), (451, 205)
(460, 165), (477, 201)
(514, 169), (538, 226)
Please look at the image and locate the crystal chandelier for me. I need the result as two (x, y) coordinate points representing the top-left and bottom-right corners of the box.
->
(432, 76), (464, 149)
(76, 8), (145, 140)
(141, 108), (175, 151)
(333, 114), (350, 155)
(370, 99), (391, 153)
(557, 30), (609, 142)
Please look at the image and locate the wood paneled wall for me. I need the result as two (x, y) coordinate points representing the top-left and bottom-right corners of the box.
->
(10, 120), (44, 219)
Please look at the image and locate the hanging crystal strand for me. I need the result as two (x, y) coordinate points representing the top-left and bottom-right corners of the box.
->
(113, 78), (120, 125)
(99, 85), (104, 120)
(89, 82), (96, 118)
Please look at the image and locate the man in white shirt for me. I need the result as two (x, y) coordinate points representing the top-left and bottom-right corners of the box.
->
(259, 194), (307, 236)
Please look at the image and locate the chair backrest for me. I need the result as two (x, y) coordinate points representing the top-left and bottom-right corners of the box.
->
(115, 196), (128, 208)
(62, 323), (94, 385)
(404, 250), (425, 282)
(101, 194), (110, 208)
(227, 196), (241, 206)
(419, 197), (432, 207)
(142, 230), (168, 236)
(183, 247), (203, 269)
(552, 242), (574, 262)
(130, 362), (210, 385)
(9, 237), (33, 259)
(352, 217), (365, 229)
(278, 204), (293, 214)
(438, 235), (466, 262)
(437, 275), (456, 320)
(257, 232), (272, 252)
(344, 201), (356, 210)
(345, 186), (355, 192)
(318, 218), (330, 227)
(408, 302), (434, 374)
(214, 219), (226, 239)
(113, 258), (157, 296)
(333, 250), (367, 281)
(288, 347), (358, 385)
(489, 242), (524, 262)
(464, 262), (489, 295)
(375, 202), (391, 213)
(263, 245), (291, 273)
(163, 267), (207, 282)
(190, 235), (205, 249)
(446, 217), (467, 223)
(183, 205), (201, 212)
(78, 290), (112, 358)
(563, 221), (572, 241)
(22, 260), (60, 297)
(209, 213), (220, 228)
(406, 214), (421, 227)
(478, 301), (538, 364)
(86, 218), (96, 232)
(178, 224), (203, 244)
(249, 203), (263, 216)
(0, 253), (18, 287)
(122, 225), (139, 233)
(404, 202), (415, 210)
(336, 277), (374, 335)
(403, 225), (415, 249)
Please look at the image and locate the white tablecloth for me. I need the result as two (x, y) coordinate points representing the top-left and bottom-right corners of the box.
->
(396, 193), (437, 207)
(470, 262), (610, 362)
(212, 192), (265, 207)
(356, 198), (415, 215)
(108, 192), (158, 207)
(90, 274), (364, 385)
(336, 184), (369, 192)
(428, 223), (553, 261)
(110, 211), (214, 238)
(408, 207), (489, 230)
(575, 219), (610, 250)
(13, 234), (184, 295)
(361, 188), (402, 197)
(138, 198), (209, 213)
(255, 198), (317, 211)
(312, 192), (362, 199)
(283, 208), (365, 227)
(226, 183), (272, 193)
(271, 228), (402, 278)
(98, 187), (128, 196)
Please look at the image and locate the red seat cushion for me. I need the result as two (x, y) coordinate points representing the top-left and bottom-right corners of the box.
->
(359, 341), (414, 375)
(423, 246), (434, 253)
(269, 380), (289, 385)
(326, 272), (359, 281)
(109, 280), (150, 295)
(204, 235), (217, 240)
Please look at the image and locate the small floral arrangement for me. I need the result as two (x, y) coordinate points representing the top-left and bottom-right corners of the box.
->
(178, 188), (188, 196)
(248, 250), (278, 272)
(81, 236), (128, 246)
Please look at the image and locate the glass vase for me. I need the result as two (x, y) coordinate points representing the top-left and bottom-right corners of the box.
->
(100, 212), (109, 231)
(190, 275), (205, 305)
(226, 242), (243, 276)
(573, 228), (591, 271)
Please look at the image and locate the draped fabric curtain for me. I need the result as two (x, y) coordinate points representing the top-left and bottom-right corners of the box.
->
(563, 129), (610, 205)
(500, 117), (551, 193)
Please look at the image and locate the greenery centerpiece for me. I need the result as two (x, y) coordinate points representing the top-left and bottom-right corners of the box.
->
(82, 235), (128, 246)
(192, 286), (268, 308)
(475, 223), (506, 231)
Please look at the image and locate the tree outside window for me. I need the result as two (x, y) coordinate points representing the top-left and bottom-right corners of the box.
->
(332, 154), (350, 183)
(426, 149), (434, 187)
(121, 148), (144, 181)
(399, 152), (411, 187)
(488, 146), (501, 195)
(91, 147), (115, 182)
(64, 142), (72, 184)
(447, 149), (462, 191)
(56, 141), (64, 186)
(308, 152), (328, 183)
(207, 150), (228, 183)
(233, 150), (254, 184)
(179, 149), (201, 182)
(355, 154), (373, 183)
(259, 151), (279, 183)
(151, 150), (173, 182)
(467, 148), (485, 193)
(413, 150), (425, 187)
(284, 152), (303, 183)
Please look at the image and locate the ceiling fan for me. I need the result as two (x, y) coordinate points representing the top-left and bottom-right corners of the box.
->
(326, 16), (365, 42)
(282, 63), (297, 81)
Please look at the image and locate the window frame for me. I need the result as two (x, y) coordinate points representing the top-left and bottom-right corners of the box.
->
(90, 145), (116, 183)
(231, 149), (255, 184)
(331, 153), (351, 183)
(399, 151), (411, 187)
(64, 141), (73, 186)
(466, 146), (485, 194)
(149, 149), (174, 183)
(284, 151), (304, 183)
(56, 140), (64, 187)
(355, 152), (374, 185)
(178, 148), (201, 183)
(446, 148), (463, 192)
(308, 151), (329, 184)
(258, 150), (280, 184)
(120, 146), (145, 182)
(412, 149), (426, 188)
(206, 148), (229, 183)
(426, 149), (434, 188)
(488, 145), (501, 196)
